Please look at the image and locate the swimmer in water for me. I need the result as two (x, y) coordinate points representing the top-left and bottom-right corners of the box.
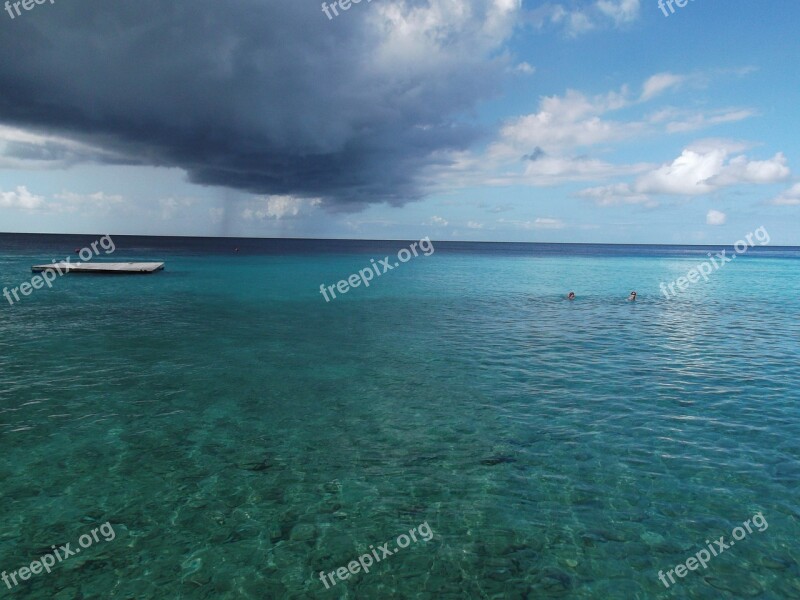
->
(568, 292), (576, 300)
(627, 291), (637, 301)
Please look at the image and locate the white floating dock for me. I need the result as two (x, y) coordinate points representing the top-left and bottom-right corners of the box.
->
(31, 262), (165, 274)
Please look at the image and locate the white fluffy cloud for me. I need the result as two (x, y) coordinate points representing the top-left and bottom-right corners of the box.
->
(158, 197), (196, 220)
(0, 186), (45, 210)
(581, 144), (790, 204)
(522, 155), (642, 185)
(706, 209), (727, 225)
(0, 188), (130, 215)
(637, 149), (727, 195)
(640, 148), (788, 194)
(370, 0), (522, 70)
(640, 73), (686, 101)
(664, 109), (757, 134)
(529, 0), (641, 36)
(495, 88), (634, 154)
(596, 0), (641, 24)
(426, 215), (449, 227)
(771, 183), (800, 206)
(429, 71), (765, 200)
(712, 153), (790, 186)
(242, 195), (312, 220)
(53, 191), (125, 213)
(578, 183), (655, 207)
(512, 62), (536, 75)
(534, 217), (565, 229)
(474, 73), (757, 189)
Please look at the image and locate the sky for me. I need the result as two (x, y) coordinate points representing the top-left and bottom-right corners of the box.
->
(0, 0), (798, 244)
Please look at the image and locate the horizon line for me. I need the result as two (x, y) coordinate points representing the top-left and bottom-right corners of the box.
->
(0, 231), (798, 249)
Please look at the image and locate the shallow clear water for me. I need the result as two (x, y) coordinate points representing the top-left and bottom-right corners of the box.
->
(1, 235), (799, 599)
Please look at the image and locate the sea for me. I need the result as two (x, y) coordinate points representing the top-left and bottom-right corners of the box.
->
(1, 233), (799, 599)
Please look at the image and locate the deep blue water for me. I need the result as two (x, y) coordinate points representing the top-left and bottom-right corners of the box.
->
(1, 234), (799, 599)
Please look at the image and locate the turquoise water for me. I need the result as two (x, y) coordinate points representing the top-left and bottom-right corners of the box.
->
(1, 235), (799, 599)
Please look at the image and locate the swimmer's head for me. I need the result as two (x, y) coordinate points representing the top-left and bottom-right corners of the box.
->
(568, 292), (575, 300)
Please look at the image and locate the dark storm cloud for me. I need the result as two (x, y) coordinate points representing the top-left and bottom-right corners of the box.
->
(0, 0), (512, 207)
(3, 139), (135, 165)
